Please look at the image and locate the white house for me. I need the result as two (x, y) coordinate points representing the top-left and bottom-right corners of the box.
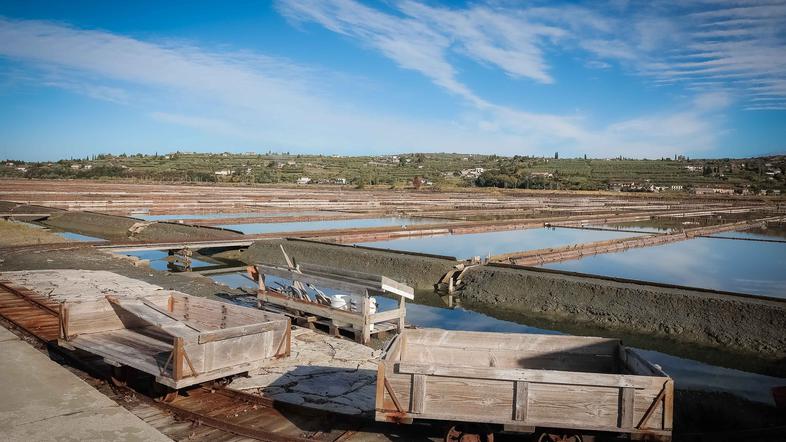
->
(296, 177), (311, 185)
(214, 170), (232, 176)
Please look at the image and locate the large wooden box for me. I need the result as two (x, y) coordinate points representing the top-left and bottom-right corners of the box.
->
(376, 329), (672, 439)
(59, 292), (290, 389)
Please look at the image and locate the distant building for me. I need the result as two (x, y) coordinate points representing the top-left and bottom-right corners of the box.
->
(334, 178), (347, 185)
(529, 172), (553, 179)
(694, 187), (733, 195)
(671, 185), (683, 191)
(70, 164), (81, 170)
(214, 170), (232, 176)
(460, 168), (485, 178)
(296, 177), (311, 185)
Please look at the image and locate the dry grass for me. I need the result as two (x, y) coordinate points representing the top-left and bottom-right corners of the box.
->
(0, 220), (69, 247)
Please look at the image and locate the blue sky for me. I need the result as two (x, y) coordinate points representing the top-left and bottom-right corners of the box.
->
(0, 0), (785, 161)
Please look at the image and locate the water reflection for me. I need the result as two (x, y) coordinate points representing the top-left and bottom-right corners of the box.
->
(356, 227), (644, 260)
(542, 236), (786, 298)
(221, 217), (441, 234)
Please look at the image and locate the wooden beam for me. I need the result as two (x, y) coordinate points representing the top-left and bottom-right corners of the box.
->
(397, 363), (663, 389)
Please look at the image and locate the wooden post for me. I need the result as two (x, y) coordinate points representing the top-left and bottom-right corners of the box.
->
(411, 374), (426, 414)
(663, 380), (674, 430)
(173, 337), (184, 381)
(514, 380), (529, 421)
(619, 386), (635, 429)
(359, 292), (371, 344)
(397, 296), (406, 333)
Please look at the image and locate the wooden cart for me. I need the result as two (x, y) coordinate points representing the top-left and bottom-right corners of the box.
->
(57, 291), (291, 393)
(253, 262), (413, 345)
(376, 329), (673, 441)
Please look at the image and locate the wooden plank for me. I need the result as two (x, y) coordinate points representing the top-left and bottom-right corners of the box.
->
(400, 345), (616, 373)
(368, 308), (403, 324)
(411, 374), (426, 414)
(173, 337), (184, 380)
(198, 321), (283, 344)
(663, 380), (674, 430)
(514, 381), (528, 421)
(620, 386), (635, 429)
(139, 297), (204, 332)
(397, 363), (662, 389)
(380, 276), (415, 300)
(404, 328), (619, 354)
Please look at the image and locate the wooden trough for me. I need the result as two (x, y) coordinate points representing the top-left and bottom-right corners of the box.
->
(58, 292), (291, 390)
(252, 261), (414, 345)
(376, 329), (673, 440)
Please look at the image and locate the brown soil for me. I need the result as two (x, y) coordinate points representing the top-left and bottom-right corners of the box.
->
(41, 211), (244, 242)
(458, 265), (786, 376)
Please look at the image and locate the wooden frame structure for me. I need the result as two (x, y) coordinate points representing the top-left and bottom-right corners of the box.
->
(252, 262), (414, 345)
(376, 329), (673, 440)
(58, 292), (291, 389)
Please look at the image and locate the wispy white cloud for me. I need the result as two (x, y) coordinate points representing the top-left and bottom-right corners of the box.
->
(0, 10), (743, 157)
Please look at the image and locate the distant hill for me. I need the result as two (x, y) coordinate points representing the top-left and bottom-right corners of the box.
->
(2, 152), (784, 194)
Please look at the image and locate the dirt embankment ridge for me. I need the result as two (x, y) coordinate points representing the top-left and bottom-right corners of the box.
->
(459, 265), (786, 367)
(242, 238), (458, 289)
(41, 211), (243, 242)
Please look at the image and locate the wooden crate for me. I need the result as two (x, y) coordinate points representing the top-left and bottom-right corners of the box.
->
(376, 329), (672, 440)
(58, 292), (290, 389)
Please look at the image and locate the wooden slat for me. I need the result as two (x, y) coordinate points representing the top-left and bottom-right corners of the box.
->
(663, 380), (674, 430)
(620, 386), (635, 429)
(368, 308), (403, 324)
(198, 321), (282, 344)
(398, 362), (662, 389)
(514, 381), (528, 421)
(411, 374), (426, 414)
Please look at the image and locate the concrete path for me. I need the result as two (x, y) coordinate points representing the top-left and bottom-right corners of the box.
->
(0, 325), (170, 441)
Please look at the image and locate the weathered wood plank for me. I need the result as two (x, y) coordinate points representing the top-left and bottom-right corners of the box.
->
(198, 321), (283, 344)
(514, 380), (528, 421)
(411, 374), (426, 414)
(620, 386), (635, 429)
(398, 363), (662, 389)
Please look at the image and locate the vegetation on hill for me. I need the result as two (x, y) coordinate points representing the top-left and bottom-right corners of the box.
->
(2, 152), (784, 194)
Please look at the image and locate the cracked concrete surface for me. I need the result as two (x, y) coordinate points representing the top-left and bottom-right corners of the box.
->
(229, 328), (382, 416)
(0, 325), (169, 441)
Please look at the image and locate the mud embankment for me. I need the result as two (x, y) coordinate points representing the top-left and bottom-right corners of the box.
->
(242, 238), (458, 290)
(459, 264), (786, 370)
(41, 211), (243, 242)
